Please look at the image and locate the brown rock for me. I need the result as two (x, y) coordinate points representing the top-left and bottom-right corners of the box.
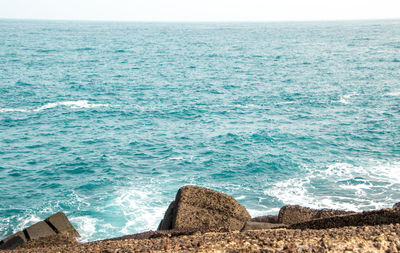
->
(157, 185), (251, 232)
(251, 215), (279, 223)
(157, 201), (176, 230)
(241, 221), (286, 231)
(393, 202), (400, 209)
(278, 205), (355, 225)
(289, 208), (400, 229)
(17, 234), (79, 249)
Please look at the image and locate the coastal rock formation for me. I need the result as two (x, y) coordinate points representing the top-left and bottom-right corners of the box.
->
(251, 215), (279, 223)
(13, 224), (400, 252)
(278, 205), (355, 224)
(241, 221), (285, 231)
(289, 208), (400, 229)
(0, 212), (79, 250)
(394, 202), (400, 208)
(158, 185), (251, 232)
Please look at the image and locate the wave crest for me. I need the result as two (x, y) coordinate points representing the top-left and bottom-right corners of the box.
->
(0, 100), (109, 113)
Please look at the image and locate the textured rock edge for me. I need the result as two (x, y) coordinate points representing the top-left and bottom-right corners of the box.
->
(0, 212), (79, 250)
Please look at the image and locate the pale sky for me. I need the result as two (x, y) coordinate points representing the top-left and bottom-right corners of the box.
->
(1, 0), (400, 22)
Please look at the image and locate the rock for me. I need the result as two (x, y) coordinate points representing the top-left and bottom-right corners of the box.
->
(393, 203), (400, 209)
(17, 234), (79, 249)
(46, 212), (80, 237)
(241, 221), (286, 231)
(251, 215), (279, 223)
(157, 201), (176, 230)
(289, 208), (400, 229)
(157, 185), (251, 232)
(25, 221), (57, 240)
(0, 212), (79, 250)
(0, 232), (27, 250)
(278, 205), (355, 225)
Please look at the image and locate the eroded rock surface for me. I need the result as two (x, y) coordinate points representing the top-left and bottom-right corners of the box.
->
(289, 208), (400, 229)
(241, 221), (285, 231)
(158, 185), (251, 232)
(251, 215), (279, 223)
(278, 205), (355, 225)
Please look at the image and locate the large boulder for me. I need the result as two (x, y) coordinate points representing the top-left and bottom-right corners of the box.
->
(393, 202), (400, 208)
(278, 205), (355, 225)
(158, 185), (251, 232)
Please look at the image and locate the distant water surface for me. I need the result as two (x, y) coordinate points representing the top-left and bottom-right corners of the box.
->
(0, 20), (400, 242)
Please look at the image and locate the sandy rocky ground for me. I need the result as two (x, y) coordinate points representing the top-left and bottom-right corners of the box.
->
(5, 224), (400, 252)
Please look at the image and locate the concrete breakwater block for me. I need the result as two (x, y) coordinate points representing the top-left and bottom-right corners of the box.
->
(278, 205), (355, 225)
(393, 202), (400, 208)
(158, 185), (251, 232)
(0, 232), (27, 251)
(25, 221), (57, 240)
(46, 212), (80, 237)
(0, 212), (79, 250)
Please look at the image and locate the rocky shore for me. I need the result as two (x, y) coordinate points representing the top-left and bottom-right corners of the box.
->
(1, 185), (400, 252)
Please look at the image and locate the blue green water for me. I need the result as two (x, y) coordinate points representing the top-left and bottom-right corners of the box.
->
(1, 19), (400, 242)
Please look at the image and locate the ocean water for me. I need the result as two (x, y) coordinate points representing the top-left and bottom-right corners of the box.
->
(0, 19), (400, 242)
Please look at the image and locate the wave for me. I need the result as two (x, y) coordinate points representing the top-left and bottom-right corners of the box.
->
(67, 186), (170, 242)
(338, 93), (357, 104)
(0, 100), (109, 113)
(74, 47), (95, 52)
(0, 108), (29, 113)
(111, 188), (167, 236)
(34, 100), (109, 111)
(69, 216), (98, 243)
(385, 91), (400, 96)
(264, 160), (400, 212)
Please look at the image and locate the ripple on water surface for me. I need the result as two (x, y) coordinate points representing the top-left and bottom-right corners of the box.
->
(0, 20), (400, 242)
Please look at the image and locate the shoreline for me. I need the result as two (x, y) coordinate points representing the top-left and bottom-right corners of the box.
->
(1, 186), (400, 252)
(9, 224), (400, 252)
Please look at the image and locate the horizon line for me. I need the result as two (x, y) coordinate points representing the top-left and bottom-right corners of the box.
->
(1, 17), (400, 24)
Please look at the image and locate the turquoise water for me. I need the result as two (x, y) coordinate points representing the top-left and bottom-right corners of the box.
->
(1, 19), (400, 242)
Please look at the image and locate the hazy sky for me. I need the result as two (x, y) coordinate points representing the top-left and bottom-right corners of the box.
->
(1, 0), (400, 22)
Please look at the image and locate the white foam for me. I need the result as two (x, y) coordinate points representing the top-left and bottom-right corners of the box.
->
(69, 216), (98, 243)
(108, 187), (168, 236)
(338, 93), (356, 104)
(34, 100), (109, 111)
(169, 156), (184, 160)
(247, 208), (280, 218)
(0, 100), (109, 113)
(385, 91), (400, 96)
(168, 155), (193, 162)
(0, 108), (28, 113)
(264, 177), (319, 208)
(264, 160), (400, 212)
(14, 214), (41, 233)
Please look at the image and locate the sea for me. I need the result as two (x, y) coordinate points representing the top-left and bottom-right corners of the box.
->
(0, 19), (400, 242)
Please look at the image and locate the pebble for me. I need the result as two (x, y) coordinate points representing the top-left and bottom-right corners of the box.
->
(9, 224), (400, 252)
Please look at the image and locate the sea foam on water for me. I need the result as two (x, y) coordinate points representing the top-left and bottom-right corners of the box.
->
(1, 20), (399, 241)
